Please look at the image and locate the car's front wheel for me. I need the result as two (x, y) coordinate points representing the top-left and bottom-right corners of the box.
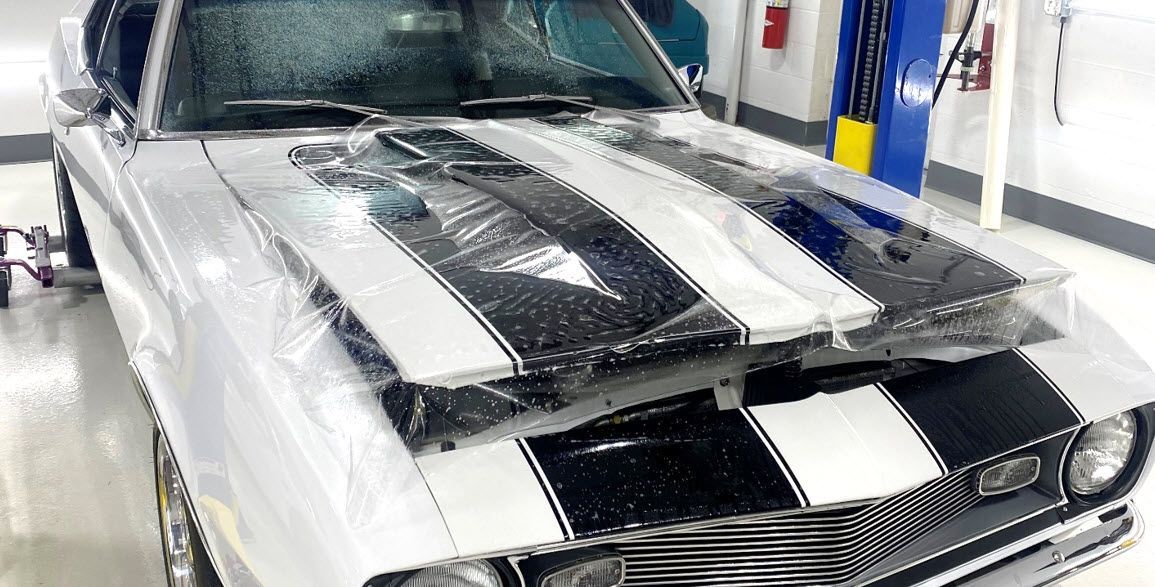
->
(52, 146), (96, 269)
(154, 432), (223, 587)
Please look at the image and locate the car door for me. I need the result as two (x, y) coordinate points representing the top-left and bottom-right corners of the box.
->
(47, 0), (158, 263)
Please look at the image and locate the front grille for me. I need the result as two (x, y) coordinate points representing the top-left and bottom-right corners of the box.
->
(611, 471), (983, 586)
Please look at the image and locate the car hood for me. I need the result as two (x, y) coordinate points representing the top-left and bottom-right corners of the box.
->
(202, 111), (1071, 390)
(116, 111), (1155, 586)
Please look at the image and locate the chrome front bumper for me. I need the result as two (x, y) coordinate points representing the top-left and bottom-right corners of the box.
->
(944, 502), (1145, 587)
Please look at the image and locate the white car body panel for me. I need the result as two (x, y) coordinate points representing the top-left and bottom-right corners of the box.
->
(38, 1), (1155, 585)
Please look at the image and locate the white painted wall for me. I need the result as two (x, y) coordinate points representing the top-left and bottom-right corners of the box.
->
(0, 0), (77, 137)
(685, 0), (738, 97)
(687, 0), (842, 123)
(930, 0), (1155, 230)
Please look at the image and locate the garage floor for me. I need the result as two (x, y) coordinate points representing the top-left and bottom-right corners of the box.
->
(1, 159), (1152, 586)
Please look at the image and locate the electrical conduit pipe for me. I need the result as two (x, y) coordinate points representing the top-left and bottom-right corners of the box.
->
(980, 0), (1020, 230)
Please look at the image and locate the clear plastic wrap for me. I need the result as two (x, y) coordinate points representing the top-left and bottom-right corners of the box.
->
(112, 109), (1155, 585)
(197, 110), (1089, 456)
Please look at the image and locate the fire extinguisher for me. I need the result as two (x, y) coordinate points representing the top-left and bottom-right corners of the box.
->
(763, 0), (790, 50)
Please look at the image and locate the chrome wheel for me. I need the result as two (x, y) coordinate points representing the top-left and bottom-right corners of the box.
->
(155, 433), (221, 587)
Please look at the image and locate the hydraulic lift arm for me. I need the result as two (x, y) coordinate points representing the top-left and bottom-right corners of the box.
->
(825, 0), (948, 197)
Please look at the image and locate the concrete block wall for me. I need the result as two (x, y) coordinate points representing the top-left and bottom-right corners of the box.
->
(688, 0), (842, 144)
(739, 0), (841, 122)
(929, 0), (1155, 238)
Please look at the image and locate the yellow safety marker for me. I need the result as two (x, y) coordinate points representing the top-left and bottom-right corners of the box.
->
(832, 115), (877, 175)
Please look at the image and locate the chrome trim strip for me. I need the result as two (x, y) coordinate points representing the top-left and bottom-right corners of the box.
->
(618, 481), (981, 585)
(623, 493), (980, 570)
(621, 474), (971, 549)
(137, 0), (182, 136)
(613, 0), (699, 107)
(862, 504), (1093, 585)
(929, 502), (1143, 587)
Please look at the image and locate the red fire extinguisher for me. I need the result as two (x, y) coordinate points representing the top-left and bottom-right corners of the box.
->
(763, 0), (790, 50)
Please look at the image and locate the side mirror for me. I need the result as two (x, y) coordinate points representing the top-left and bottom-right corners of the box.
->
(53, 88), (109, 128)
(678, 64), (705, 94)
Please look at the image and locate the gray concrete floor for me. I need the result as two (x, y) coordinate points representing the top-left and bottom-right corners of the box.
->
(1, 159), (1153, 585)
(0, 161), (165, 586)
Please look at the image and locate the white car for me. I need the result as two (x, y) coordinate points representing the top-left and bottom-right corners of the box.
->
(40, 0), (1153, 586)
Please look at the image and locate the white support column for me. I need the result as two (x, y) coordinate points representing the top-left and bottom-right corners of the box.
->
(725, 0), (755, 124)
(980, 0), (1021, 231)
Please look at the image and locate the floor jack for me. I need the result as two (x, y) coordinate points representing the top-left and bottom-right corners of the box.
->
(0, 225), (100, 308)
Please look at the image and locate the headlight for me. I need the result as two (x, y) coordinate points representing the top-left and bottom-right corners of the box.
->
(1068, 412), (1138, 496)
(397, 561), (502, 587)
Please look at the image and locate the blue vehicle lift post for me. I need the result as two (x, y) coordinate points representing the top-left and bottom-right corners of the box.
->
(825, 0), (948, 197)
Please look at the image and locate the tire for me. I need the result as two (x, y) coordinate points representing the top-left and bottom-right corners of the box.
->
(0, 270), (8, 308)
(52, 147), (96, 269)
(154, 432), (224, 587)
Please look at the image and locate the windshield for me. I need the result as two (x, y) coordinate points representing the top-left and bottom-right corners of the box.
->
(160, 0), (690, 132)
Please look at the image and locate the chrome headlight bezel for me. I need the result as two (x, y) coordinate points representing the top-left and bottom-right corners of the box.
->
(372, 559), (517, 587)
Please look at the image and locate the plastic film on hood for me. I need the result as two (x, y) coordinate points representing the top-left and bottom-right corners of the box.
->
(192, 109), (1104, 459)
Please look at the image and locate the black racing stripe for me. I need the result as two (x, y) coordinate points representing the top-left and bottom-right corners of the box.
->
(830, 193), (1025, 285)
(438, 127), (752, 346)
(742, 408), (810, 507)
(515, 439), (571, 540)
(539, 117), (1026, 317)
(523, 410), (803, 539)
(1013, 348), (1085, 423)
(290, 129), (742, 372)
(882, 351), (1083, 471)
(876, 384), (949, 476)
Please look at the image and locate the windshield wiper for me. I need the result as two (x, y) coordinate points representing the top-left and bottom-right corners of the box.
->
(459, 94), (653, 124)
(223, 99), (420, 126)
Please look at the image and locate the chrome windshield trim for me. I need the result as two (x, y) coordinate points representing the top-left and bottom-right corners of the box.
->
(614, 0), (699, 108)
(143, 123), (397, 142)
(137, 0), (182, 136)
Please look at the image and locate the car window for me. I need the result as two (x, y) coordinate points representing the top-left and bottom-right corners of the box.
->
(544, 1), (648, 77)
(85, 0), (117, 67)
(628, 0), (674, 26)
(96, 0), (160, 113)
(160, 0), (688, 132)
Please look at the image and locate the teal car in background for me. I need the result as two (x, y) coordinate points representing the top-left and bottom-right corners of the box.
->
(629, 0), (709, 77)
(533, 0), (709, 95)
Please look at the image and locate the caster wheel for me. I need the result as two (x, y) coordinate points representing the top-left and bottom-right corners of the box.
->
(0, 269), (9, 309)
